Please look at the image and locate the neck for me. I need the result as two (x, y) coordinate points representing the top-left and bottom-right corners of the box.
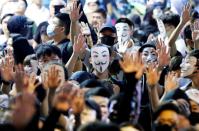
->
(191, 75), (199, 89)
(93, 70), (109, 80)
(35, 3), (42, 9)
(53, 35), (67, 44)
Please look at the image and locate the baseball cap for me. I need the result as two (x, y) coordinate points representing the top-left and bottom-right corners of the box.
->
(99, 24), (116, 33)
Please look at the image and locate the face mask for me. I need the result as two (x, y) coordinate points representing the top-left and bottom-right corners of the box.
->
(180, 56), (197, 77)
(47, 24), (56, 38)
(153, 122), (176, 131)
(142, 47), (158, 66)
(100, 36), (115, 47)
(189, 112), (199, 125)
(91, 46), (110, 73)
(115, 23), (131, 43)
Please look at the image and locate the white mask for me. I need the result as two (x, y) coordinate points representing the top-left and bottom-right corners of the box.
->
(91, 46), (110, 73)
(141, 47), (158, 66)
(180, 56), (197, 77)
(115, 23), (131, 44)
(47, 24), (56, 38)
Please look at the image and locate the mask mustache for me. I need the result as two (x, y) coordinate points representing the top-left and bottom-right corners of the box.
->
(95, 61), (107, 65)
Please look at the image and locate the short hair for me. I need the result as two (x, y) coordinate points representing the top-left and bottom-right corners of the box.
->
(85, 87), (112, 98)
(161, 13), (180, 27)
(78, 121), (120, 131)
(189, 49), (199, 66)
(84, 99), (102, 120)
(93, 8), (107, 19)
(1, 13), (14, 24)
(115, 18), (134, 28)
(169, 56), (183, 71)
(138, 41), (156, 53)
(55, 13), (71, 35)
(35, 44), (62, 60)
(183, 25), (192, 40)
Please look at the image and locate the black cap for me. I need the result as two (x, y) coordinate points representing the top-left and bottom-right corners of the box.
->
(99, 23), (116, 33)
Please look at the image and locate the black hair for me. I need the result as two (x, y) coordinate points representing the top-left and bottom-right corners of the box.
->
(35, 44), (62, 60)
(138, 41), (156, 53)
(78, 121), (120, 131)
(80, 79), (104, 88)
(116, 18), (134, 28)
(1, 13), (14, 24)
(85, 86), (112, 99)
(34, 21), (49, 44)
(153, 102), (180, 121)
(93, 8), (107, 19)
(169, 56), (183, 71)
(189, 49), (199, 66)
(69, 71), (96, 84)
(84, 99), (102, 120)
(161, 13), (180, 27)
(12, 36), (35, 64)
(55, 13), (71, 35)
(183, 25), (192, 40)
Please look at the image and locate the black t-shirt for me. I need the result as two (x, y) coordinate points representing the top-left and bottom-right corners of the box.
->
(53, 38), (73, 64)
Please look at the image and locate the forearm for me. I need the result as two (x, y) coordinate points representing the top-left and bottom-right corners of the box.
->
(168, 21), (185, 57)
(148, 84), (160, 112)
(65, 52), (79, 77)
(70, 21), (79, 44)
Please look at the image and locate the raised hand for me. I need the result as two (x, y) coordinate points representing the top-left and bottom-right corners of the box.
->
(12, 92), (36, 129)
(73, 33), (86, 54)
(191, 20), (199, 49)
(42, 65), (62, 89)
(0, 51), (14, 82)
(26, 72), (40, 94)
(80, 22), (91, 36)
(119, 52), (144, 79)
(69, 1), (83, 22)
(164, 72), (179, 93)
(71, 89), (85, 114)
(156, 38), (170, 69)
(181, 3), (191, 24)
(146, 64), (161, 87)
(14, 64), (26, 93)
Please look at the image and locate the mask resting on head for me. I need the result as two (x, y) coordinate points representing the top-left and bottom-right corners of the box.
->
(189, 112), (199, 125)
(100, 36), (115, 47)
(91, 46), (110, 73)
(47, 24), (56, 38)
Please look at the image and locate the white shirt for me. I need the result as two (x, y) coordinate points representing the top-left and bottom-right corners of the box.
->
(25, 4), (50, 26)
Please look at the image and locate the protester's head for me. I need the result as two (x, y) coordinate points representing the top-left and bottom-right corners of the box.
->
(32, 0), (42, 6)
(34, 21), (50, 44)
(47, 13), (70, 40)
(91, 44), (111, 73)
(139, 41), (157, 66)
(180, 49), (199, 78)
(183, 25), (194, 49)
(7, 15), (29, 37)
(99, 24), (117, 47)
(49, 0), (66, 17)
(23, 54), (38, 74)
(185, 88), (199, 125)
(12, 36), (35, 64)
(15, 0), (28, 15)
(115, 18), (134, 43)
(80, 99), (102, 125)
(78, 121), (120, 131)
(153, 102), (180, 131)
(169, 56), (183, 77)
(35, 44), (62, 69)
(91, 8), (107, 28)
(1, 13), (14, 35)
(85, 86), (112, 122)
(161, 13), (180, 36)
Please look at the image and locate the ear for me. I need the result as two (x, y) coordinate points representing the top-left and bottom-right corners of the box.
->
(60, 27), (65, 33)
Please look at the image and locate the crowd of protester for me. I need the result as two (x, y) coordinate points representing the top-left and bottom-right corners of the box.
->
(0, 0), (198, 131)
